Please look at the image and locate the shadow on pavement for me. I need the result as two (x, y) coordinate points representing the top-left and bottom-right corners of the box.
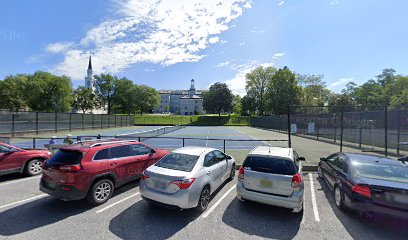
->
(0, 173), (31, 183)
(222, 198), (302, 239)
(109, 200), (201, 240)
(317, 177), (408, 240)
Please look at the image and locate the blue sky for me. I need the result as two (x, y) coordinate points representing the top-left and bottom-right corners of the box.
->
(1, 0), (407, 95)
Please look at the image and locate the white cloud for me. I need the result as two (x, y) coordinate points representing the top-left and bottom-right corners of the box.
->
(45, 42), (74, 53)
(47, 0), (252, 79)
(214, 61), (232, 68)
(250, 29), (266, 34)
(278, 1), (285, 6)
(144, 68), (155, 72)
(239, 42), (246, 46)
(272, 52), (286, 60)
(330, 0), (340, 5)
(223, 61), (274, 96)
(330, 77), (353, 87)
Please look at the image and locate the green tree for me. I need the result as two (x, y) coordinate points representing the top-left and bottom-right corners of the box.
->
(298, 74), (330, 106)
(94, 74), (118, 114)
(134, 85), (160, 115)
(232, 95), (242, 114)
(328, 94), (357, 112)
(72, 86), (96, 113)
(203, 82), (233, 116)
(352, 80), (383, 106)
(24, 71), (73, 112)
(241, 93), (256, 115)
(0, 75), (28, 111)
(245, 66), (276, 115)
(111, 78), (136, 114)
(267, 67), (302, 115)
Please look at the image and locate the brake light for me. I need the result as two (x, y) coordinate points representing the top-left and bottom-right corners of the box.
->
(141, 171), (150, 181)
(352, 185), (371, 198)
(238, 166), (245, 179)
(170, 178), (196, 189)
(291, 173), (302, 188)
(59, 164), (82, 172)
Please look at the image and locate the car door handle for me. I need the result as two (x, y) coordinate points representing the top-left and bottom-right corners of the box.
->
(110, 162), (118, 166)
(206, 170), (211, 175)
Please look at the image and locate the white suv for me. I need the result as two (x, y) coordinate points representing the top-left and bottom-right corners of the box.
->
(236, 146), (305, 213)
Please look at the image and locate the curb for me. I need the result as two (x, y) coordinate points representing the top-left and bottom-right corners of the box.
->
(235, 164), (318, 172)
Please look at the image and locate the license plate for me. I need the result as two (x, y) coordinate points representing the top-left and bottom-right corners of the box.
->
(154, 181), (167, 190)
(260, 179), (272, 188)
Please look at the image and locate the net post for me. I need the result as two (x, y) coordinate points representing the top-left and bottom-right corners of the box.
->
(384, 106), (388, 156)
(287, 105), (291, 148)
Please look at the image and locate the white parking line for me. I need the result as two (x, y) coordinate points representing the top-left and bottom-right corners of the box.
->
(96, 192), (140, 213)
(202, 185), (236, 218)
(309, 173), (320, 222)
(233, 128), (272, 146)
(0, 176), (41, 187)
(0, 194), (48, 210)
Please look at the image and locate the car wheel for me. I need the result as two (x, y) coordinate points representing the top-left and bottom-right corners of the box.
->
(334, 185), (345, 210)
(317, 165), (323, 179)
(228, 165), (235, 181)
(87, 179), (114, 206)
(25, 159), (43, 176)
(197, 186), (211, 212)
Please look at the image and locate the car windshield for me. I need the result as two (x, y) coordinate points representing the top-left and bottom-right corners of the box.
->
(243, 156), (297, 175)
(155, 153), (199, 172)
(352, 161), (408, 183)
(47, 149), (84, 166)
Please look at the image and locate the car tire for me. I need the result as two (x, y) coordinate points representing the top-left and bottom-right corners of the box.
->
(228, 165), (235, 181)
(317, 165), (323, 179)
(197, 186), (211, 212)
(334, 185), (345, 210)
(25, 158), (43, 176)
(87, 179), (114, 206)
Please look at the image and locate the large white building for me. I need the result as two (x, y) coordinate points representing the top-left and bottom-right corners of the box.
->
(154, 79), (206, 115)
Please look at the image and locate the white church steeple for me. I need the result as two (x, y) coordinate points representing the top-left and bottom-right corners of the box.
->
(85, 55), (94, 91)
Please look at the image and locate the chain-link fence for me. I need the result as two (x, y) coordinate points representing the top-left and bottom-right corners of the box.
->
(250, 105), (408, 157)
(0, 110), (134, 135)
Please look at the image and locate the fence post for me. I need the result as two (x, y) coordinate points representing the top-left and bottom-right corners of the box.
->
(92, 114), (95, 129)
(55, 112), (58, 133)
(69, 113), (72, 132)
(82, 113), (84, 131)
(182, 138), (185, 147)
(108, 114), (110, 128)
(397, 119), (401, 155)
(35, 112), (39, 134)
(138, 136), (141, 142)
(334, 125), (337, 143)
(340, 104), (344, 152)
(223, 139), (226, 153)
(100, 115), (103, 129)
(316, 125), (319, 140)
(359, 127), (362, 148)
(11, 113), (15, 136)
(287, 105), (291, 148)
(33, 138), (36, 149)
(384, 106), (388, 156)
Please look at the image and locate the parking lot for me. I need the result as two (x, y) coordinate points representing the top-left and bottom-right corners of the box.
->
(1, 126), (406, 239)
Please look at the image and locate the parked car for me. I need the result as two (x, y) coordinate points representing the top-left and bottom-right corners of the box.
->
(40, 140), (170, 205)
(139, 146), (236, 212)
(236, 146), (305, 213)
(0, 141), (51, 177)
(318, 153), (408, 220)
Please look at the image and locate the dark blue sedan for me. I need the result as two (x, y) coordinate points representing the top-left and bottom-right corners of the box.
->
(317, 153), (408, 220)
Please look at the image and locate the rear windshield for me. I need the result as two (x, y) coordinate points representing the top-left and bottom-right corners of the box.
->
(155, 153), (199, 172)
(351, 161), (408, 183)
(47, 149), (84, 166)
(243, 156), (297, 175)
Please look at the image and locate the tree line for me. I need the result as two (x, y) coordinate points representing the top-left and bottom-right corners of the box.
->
(0, 71), (160, 114)
(241, 66), (408, 115)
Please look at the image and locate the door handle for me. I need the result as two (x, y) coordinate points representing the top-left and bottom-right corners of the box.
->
(206, 171), (211, 175)
(110, 162), (118, 166)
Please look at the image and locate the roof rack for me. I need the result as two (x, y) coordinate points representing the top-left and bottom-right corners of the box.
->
(89, 140), (138, 148)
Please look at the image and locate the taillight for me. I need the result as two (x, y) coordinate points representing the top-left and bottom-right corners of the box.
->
(59, 164), (82, 172)
(238, 167), (245, 179)
(291, 173), (302, 188)
(170, 178), (196, 189)
(141, 171), (150, 181)
(352, 185), (371, 198)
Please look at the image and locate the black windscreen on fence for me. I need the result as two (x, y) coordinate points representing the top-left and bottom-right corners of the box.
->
(0, 111), (134, 135)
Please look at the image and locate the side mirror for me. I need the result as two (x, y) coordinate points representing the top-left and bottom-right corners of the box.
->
(5, 149), (18, 154)
(298, 157), (305, 161)
(320, 157), (327, 162)
(150, 149), (156, 154)
(225, 155), (232, 160)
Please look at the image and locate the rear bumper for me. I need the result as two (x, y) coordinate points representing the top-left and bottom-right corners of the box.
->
(139, 180), (200, 209)
(345, 194), (408, 220)
(236, 180), (303, 211)
(40, 179), (87, 201)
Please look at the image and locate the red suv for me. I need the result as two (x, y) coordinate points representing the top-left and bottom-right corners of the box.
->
(0, 142), (51, 176)
(40, 140), (170, 205)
